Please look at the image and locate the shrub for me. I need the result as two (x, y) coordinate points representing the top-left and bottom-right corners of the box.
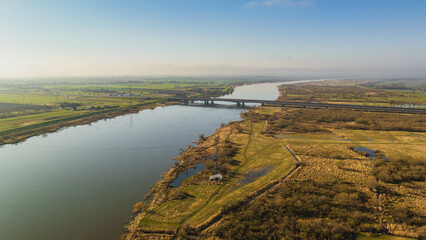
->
(132, 201), (148, 214)
(373, 159), (425, 183)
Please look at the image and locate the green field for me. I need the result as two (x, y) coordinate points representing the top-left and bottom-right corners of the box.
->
(0, 110), (84, 132)
(279, 79), (426, 107)
(358, 234), (413, 240)
(0, 79), (232, 145)
(138, 113), (298, 232)
(0, 93), (57, 104)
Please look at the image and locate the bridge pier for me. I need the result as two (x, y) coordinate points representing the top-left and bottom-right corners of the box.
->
(236, 102), (241, 107)
(211, 101), (214, 104)
(242, 102), (245, 107)
(261, 103), (265, 106)
(184, 100), (189, 105)
(204, 100), (208, 105)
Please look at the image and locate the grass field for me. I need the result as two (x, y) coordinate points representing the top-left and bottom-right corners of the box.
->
(53, 82), (226, 91)
(0, 79), (232, 145)
(124, 79), (425, 239)
(209, 108), (423, 239)
(358, 234), (413, 240)
(0, 110), (84, 132)
(370, 79), (426, 89)
(278, 79), (426, 107)
(137, 114), (298, 233)
(0, 93), (57, 104)
(129, 105), (425, 239)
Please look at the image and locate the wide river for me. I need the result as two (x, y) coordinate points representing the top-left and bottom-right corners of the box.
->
(0, 80), (311, 240)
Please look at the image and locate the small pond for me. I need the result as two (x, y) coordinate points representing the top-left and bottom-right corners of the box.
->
(354, 146), (375, 160)
(170, 163), (205, 188)
(238, 166), (274, 186)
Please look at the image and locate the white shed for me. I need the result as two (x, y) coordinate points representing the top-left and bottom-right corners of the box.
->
(209, 174), (223, 182)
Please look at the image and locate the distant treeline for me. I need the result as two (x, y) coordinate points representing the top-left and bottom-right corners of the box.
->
(362, 82), (426, 90)
(243, 108), (426, 133)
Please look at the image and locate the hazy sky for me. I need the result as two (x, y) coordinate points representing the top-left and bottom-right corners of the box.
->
(1, 0), (425, 78)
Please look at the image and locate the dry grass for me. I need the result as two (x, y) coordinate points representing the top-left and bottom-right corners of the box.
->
(290, 144), (367, 159)
(132, 117), (297, 235)
(126, 87), (425, 239)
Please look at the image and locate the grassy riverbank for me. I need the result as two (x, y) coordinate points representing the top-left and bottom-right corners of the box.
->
(125, 80), (425, 240)
(125, 107), (299, 239)
(0, 100), (165, 145)
(0, 78), (235, 145)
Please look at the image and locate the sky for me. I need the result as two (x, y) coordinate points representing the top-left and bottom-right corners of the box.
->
(0, 0), (426, 78)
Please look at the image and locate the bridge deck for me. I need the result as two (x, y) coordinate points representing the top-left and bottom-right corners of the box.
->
(168, 97), (426, 114)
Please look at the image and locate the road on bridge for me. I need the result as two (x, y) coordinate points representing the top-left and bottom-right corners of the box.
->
(168, 97), (426, 114)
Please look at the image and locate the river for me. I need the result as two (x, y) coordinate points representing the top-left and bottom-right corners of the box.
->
(0, 81), (305, 240)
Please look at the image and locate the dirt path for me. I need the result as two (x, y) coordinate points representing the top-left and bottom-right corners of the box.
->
(193, 144), (302, 234)
(150, 131), (302, 239)
(173, 123), (255, 238)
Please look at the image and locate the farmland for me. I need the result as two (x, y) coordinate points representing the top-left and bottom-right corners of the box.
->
(278, 79), (426, 107)
(0, 79), (233, 145)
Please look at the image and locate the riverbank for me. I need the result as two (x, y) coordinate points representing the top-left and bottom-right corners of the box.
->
(0, 80), (303, 240)
(124, 81), (425, 239)
(123, 106), (299, 239)
(0, 79), (304, 148)
(209, 107), (425, 239)
(0, 100), (171, 146)
(0, 83), (241, 147)
(0, 96), (253, 240)
(0, 79), (239, 147)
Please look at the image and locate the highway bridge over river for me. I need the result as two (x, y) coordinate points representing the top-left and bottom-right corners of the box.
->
(168, 97), (426, 114)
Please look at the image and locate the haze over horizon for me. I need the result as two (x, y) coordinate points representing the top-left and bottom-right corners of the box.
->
(1, 0), (426, 79)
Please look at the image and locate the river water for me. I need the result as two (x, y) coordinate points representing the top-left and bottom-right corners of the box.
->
(0, 81), (302, 240)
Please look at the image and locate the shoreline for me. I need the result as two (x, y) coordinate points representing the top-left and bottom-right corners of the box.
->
(122, 81), (300, 239)
(0, 84), (239, 147)
(0, 100), (173, 146)
(121, 105), (302, 239)
(123, 116), (243, 239)
(1, 80), (310, 148)
(121, 79), (425, 240)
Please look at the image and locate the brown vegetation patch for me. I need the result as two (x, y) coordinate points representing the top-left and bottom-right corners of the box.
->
(290, 144), (367, 160)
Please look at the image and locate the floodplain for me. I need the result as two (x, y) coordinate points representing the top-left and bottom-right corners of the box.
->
(126, 79), (425, 240)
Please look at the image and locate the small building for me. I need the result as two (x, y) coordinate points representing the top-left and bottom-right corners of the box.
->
(209, 174), (223, 182)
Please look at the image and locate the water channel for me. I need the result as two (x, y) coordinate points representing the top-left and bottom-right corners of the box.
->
(0, 80), (309, 240)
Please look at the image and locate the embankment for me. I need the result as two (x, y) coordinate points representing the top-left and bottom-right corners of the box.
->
(0, 100), (171, 146)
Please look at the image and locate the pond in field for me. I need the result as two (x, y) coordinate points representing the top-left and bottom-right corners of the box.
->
(238, 166), (274, 186)
(354, 146), (375, 160)
(0, 80), (316, 240)
(170, 163), (205, 188)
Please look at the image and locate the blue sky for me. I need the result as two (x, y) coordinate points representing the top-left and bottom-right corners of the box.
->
(1, 0), (425, 78)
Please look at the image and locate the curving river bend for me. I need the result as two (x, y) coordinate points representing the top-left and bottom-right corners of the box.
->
(0, 80), (312, 240)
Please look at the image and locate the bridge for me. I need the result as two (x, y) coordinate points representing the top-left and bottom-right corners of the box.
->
(168, 97), (426, 114)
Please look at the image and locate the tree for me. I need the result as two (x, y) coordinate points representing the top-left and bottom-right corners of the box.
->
(132, 201), (148, 213)
(198, 133), (205, 141)
(366, 176), (379, 191)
